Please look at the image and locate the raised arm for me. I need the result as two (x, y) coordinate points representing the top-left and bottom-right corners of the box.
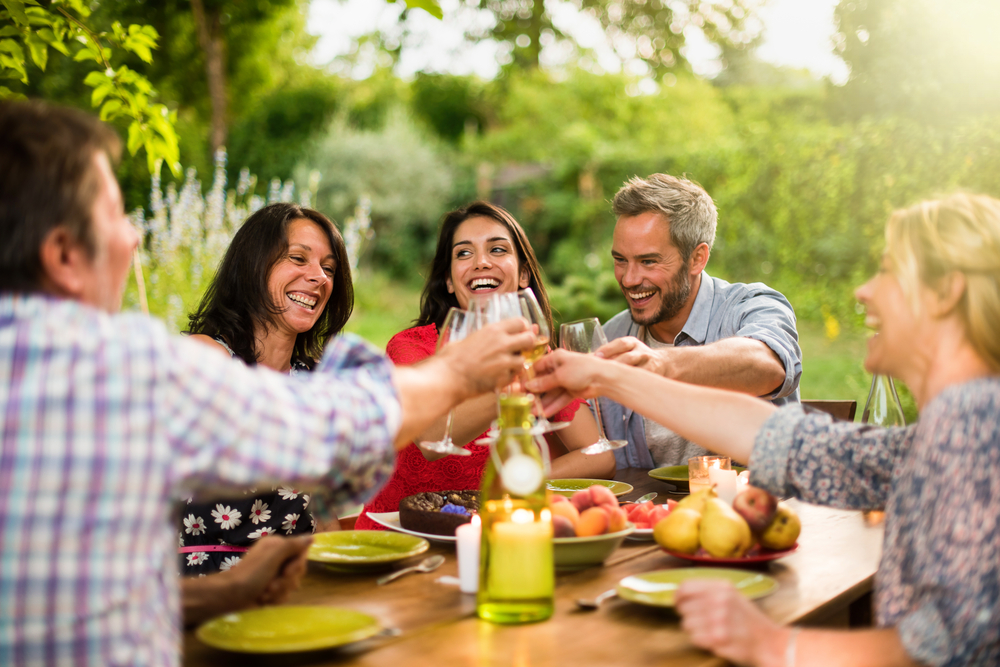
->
(390, 319), (534, 448)
(597, 336), (787, 397)
(599, 287), (801, 399)
(527, 349), (775, 464)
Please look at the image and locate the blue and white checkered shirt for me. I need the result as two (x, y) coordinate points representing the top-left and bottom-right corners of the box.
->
(0, 294), (400, 666)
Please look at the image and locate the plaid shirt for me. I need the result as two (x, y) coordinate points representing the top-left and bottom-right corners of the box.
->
(0, 294), (400, 666)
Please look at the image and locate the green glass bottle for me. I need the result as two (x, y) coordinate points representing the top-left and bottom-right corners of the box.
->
(476, 393), (554, 624)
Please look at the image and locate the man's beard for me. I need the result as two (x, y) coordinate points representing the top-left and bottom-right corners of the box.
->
(629, 261), (692, 327)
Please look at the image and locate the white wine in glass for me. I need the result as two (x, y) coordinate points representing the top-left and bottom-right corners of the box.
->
(558, 318), (628, 455)
(518, 288), (569, 434)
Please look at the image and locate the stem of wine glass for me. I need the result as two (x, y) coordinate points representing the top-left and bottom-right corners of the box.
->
(442, 409), (456, 444)
(589, 397), (610, 442)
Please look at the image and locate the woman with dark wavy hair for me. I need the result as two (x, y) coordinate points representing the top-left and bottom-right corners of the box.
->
(187, 202), (352, 370)
(179, 202), (352, 575)
(355, 201), (614, 530)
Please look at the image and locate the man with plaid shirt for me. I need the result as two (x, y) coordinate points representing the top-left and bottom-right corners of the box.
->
(0, 101), (534, 666)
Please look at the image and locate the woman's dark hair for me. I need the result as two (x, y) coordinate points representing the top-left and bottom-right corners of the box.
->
(417, 201), (553, 334)
(187, 203), (353, 367)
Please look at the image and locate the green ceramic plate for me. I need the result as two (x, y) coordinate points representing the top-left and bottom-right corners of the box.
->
(197, 606), (381, 653)
(307, 530), (428, 569)
(546, 479), (634, 497)
(617, 568), (777, 608)
(647, 465), (747, 492)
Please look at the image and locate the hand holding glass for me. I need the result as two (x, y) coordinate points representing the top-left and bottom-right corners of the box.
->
(558, 318), (627, 455)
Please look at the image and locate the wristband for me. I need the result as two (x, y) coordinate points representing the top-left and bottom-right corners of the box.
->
(786, 627), (800, 667)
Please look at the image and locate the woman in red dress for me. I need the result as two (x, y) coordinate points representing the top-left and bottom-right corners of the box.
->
(355, 202), (615, 529)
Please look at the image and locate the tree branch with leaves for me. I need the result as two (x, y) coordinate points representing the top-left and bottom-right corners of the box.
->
(1, 0), (180, 176)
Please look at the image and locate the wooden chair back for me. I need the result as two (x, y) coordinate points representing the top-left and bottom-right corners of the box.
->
(802, 399), (858, 422)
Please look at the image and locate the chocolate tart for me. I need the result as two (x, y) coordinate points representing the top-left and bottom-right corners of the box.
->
(398, 490), (480, 536)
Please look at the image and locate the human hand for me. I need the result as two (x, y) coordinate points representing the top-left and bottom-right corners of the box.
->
(440, 318), (535, 398)
(230, 534), (313, 608)
(524, 349), (610, 416)
(595, 336), (669, 376)
(674, 579), (789, 667)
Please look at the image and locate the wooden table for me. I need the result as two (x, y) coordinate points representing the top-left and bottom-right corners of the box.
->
(184, 468), (884, 667)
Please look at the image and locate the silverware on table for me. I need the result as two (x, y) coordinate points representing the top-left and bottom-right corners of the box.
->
(376, 555), (445, 586)
(621, 492), (657, 505)
(575, 589), (618, 610)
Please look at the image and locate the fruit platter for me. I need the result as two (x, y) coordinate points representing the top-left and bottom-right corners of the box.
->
(614, 483), (802, 560)
(654, 485), (801, 562)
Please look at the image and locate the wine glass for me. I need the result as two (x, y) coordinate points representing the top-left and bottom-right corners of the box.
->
(558, 318), (628, 455)
(418, 308), (476, 457)
(517, 288), (569, 435)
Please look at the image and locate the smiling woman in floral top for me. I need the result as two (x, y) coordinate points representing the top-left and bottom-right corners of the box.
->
(529, 193), (1000, 667)
(180, 202), (353, 576)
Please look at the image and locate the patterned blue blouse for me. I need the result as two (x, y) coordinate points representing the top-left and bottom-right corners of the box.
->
(751, 377), (1000, 667)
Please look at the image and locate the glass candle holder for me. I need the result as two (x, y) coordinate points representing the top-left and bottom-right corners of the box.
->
(688, 455), (731, 495)
(476, 394), (554, 624)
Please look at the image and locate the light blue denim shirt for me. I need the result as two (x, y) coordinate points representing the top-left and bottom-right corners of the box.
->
(600, 271), (802, 469)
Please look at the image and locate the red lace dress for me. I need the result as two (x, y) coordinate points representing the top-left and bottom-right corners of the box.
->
(355, 324), (582, 530)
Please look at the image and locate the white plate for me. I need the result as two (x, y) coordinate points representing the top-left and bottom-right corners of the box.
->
(365, 512), (457, 544)
(625, 527), (655, 541)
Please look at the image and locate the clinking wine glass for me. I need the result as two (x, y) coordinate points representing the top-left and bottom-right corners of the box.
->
(558, 318), (628, 455)
(517, 288), (569, 435)
(418, 307), (476, 457)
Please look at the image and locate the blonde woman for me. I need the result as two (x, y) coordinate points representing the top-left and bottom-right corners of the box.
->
(529, 193), (1000, 666)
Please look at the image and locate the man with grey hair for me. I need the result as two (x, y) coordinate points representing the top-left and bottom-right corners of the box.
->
(597, 173), (801, 469)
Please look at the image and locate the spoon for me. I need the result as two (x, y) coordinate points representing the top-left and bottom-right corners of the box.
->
(621, 492), (657, 505)
(376, 555), (446, 586)
(575, 588), (618, 610)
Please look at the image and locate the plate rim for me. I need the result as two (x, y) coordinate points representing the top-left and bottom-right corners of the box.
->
(196, 605), (382, 653)
(365, 511), (458, 543)
(306, 529), (429, 564)
(546, 478), (634, 497)
(660, 542), (798, 564)
(617, 568), (778, 607)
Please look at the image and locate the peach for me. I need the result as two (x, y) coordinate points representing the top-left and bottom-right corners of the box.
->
(588, 485), (618, 509)
(606, 506), (628, 533)
(550, 493), (570, 505)
(570, 489), (595, 513)
(550, 500), (580, 526)
(576, 506), (610, 537)
(552, 515), (577, 538)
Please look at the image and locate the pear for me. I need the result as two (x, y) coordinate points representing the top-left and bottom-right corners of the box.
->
(654, 507), (701, 554)
(675, 487), (717, 515)
(699, 498), (753, 558)
(759, 502), (801, 550)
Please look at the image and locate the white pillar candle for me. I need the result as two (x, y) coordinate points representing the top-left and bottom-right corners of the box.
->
(456, 515), (481, 594)
(736, 470), (750, 497)
(709, 467), (738, 505)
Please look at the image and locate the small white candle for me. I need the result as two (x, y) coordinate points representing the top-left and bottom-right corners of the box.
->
(709, 467), (738, 505)
(456, 515), (481, 594)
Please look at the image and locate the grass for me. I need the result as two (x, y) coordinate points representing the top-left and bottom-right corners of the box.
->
(345, 273), (919, 423)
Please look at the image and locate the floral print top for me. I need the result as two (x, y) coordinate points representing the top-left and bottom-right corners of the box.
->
(751, 377), (1000, 667)
(177, 336), (315, 574)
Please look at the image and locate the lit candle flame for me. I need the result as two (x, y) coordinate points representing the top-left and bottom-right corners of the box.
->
(511, 508), (534, 524)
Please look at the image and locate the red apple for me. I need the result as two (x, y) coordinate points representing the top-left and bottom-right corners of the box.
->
(732, 486), (779, 533)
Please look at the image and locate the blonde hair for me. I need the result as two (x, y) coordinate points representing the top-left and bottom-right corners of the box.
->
(885, 193), (1000, 372)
